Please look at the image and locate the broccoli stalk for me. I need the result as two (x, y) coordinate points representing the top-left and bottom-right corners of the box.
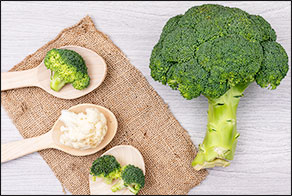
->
(92, 169), (121, 184)
(192, 83), (249, 170)
(103, 178), (112, 184)
(127, 184), (141, 195)
(50, 71), (67, 92)
(111, 179), (141, 194)
(91, 175), (113, 184)
(111, 179), (126, 192)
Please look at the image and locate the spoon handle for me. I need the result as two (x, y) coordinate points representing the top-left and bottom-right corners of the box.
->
(1, 68), (38, 91)
(1, 131), (54, 163)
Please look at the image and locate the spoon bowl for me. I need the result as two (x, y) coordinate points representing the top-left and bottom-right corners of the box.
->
(1, 45), (107, 99)
(89, 145), (145, 195)
(1, 104), (118, 163)
(51, 103), (118, 156)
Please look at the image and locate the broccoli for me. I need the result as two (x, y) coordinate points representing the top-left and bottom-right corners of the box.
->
(111, 165), (145, 195)
(90, 155), (121, 184)
(44, 48), (90, 91)
(149, 4), (289, 170)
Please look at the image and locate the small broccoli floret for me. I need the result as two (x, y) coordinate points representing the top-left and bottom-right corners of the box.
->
(111, 165), (145, 195)
(90, 155), (121, 184)
(149, 4), (289, 170)
(256, 41), (289, 89)
(44, 48), (90, 91)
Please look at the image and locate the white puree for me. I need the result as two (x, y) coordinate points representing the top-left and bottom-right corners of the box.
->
(59, 108), (107, 150)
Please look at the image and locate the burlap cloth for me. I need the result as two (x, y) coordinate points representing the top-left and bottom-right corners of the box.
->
(1, 16), (208, 195)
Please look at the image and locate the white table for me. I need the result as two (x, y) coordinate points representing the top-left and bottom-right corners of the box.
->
(1, 1), (291, 195)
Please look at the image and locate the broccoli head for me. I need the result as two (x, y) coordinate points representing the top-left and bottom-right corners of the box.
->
(90, 155), (121, 184)
(149, 4), (289, 170)
(111, 165), (145, 195)
(44, 48), (90, 91)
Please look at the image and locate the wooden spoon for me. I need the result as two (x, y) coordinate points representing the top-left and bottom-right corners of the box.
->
(1, 104), (118, 163)
(1, 45), (107, 99)
(89, 145), (146, 195)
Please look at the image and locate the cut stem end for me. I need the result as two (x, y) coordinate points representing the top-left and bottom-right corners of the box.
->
(192, 158), (230, 171)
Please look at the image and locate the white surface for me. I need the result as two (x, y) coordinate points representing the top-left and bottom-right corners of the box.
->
(1, 1), (291, 195)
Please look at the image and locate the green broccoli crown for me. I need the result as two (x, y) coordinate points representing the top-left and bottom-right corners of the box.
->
(90, 155), (121, 183)
(44, 48), (90, 91)
(150, 4), (288, 99)
(111, 164), (145, 194)
(121, 165), (145, 189)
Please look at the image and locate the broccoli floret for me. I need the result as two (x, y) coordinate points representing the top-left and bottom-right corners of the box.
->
(90, 155), (121, 184)
(255, 41), (289, 89)
(149, 4), (289, 170)
(44, 48), (90, 91)
(111, 165), (145, 195)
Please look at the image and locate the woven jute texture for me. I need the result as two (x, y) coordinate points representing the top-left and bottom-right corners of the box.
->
(1, 16), (208, 195)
